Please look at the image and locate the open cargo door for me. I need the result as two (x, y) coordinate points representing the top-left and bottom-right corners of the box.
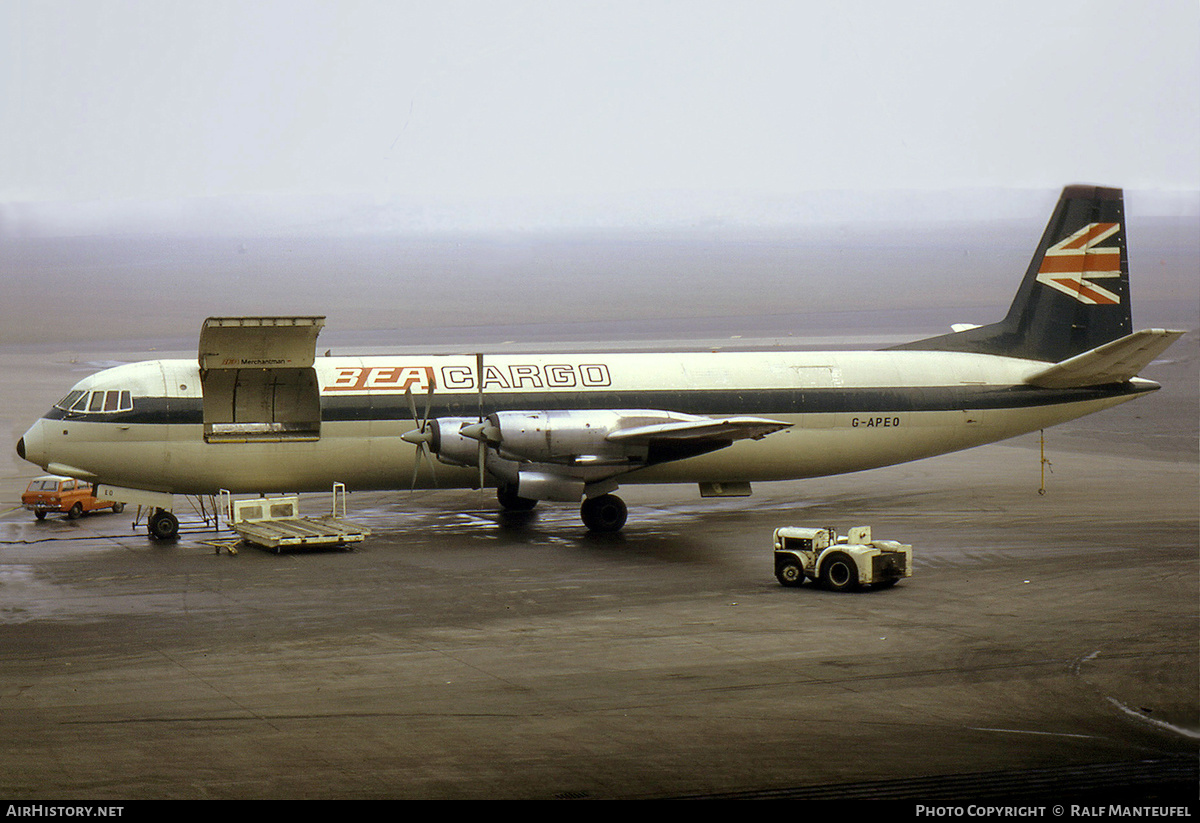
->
(199, 317), (325, 443)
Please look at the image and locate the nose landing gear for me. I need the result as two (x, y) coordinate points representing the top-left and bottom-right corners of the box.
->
(148, 508), (179, 540)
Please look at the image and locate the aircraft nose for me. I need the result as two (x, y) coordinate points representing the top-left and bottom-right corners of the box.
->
(16, 421), (46, 467)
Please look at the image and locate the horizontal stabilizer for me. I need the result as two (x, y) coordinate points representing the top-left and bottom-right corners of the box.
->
(607, 416), (790, 445)
(1025, 329), (1184, 388)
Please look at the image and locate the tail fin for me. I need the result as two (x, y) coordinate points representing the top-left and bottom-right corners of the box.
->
(892, 185), (1132, 362)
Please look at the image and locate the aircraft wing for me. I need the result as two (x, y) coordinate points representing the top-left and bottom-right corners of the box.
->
(606, 415), (790, 445)
(432, 410), (791, 501)
(1025, 329), (1185, 388)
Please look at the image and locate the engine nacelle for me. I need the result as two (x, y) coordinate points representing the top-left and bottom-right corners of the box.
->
(482, 410), (645, 464)
(427, 417), (484, 468)
(515, 471), (585, 502)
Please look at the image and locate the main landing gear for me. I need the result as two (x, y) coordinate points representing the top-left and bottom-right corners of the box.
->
(496, 485), (629, 533)
(496, 484), (537, 512)
(580, 494), (627, 533)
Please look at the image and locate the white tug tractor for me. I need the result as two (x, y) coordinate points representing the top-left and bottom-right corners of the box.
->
(773, 525), (911, 591)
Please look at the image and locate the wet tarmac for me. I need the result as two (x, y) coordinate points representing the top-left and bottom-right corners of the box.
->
(1, 431), (1196, 800)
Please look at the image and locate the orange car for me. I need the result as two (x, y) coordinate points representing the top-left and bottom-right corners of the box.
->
(21, 475), (124, 521)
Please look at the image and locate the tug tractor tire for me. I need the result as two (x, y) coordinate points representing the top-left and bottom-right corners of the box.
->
(819, 552), (860, 592)
(775, 560), (805, 587)
(67, 503), (83, 519)
(581, 494), (627, 533)
(148, 509), (179, 541)
(111, 502), (125, 514)
(34, 510), (47, 521)
(497, 484), (537, 511)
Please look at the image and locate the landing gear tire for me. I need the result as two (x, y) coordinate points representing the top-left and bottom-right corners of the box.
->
(497, 484), (537, 511)
(581, 494), (627, 533)
(148, 509), (179, 541)
(819, 552), (859, 592)
(775, 560), (805, 587)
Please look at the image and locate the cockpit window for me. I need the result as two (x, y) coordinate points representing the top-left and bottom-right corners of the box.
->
(55, 391), (85, 411)
(55, 390), (134, 414)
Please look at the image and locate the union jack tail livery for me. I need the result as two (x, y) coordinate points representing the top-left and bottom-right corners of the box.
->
(894, 185), (1132, 363)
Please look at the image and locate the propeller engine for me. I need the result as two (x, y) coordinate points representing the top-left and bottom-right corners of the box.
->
(399, 383), (438, 489)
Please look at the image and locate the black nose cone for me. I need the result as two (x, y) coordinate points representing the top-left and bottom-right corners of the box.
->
(16, 437), (24, 460)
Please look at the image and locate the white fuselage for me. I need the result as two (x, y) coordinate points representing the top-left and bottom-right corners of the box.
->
(18, 348), (1153, 496)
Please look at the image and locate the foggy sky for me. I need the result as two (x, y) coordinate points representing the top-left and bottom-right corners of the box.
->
(2, 1), (1198, 234)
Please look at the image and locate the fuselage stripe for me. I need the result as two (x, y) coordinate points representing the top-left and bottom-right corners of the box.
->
(42, 383), (1150, 425)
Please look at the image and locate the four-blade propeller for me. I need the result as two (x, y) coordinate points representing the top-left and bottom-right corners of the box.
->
(400, 382), (437, 489)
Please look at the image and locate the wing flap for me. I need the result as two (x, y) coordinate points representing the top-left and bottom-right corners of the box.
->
(1025, 329), (1184, 388)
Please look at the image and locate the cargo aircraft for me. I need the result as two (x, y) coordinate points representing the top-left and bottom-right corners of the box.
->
(16, 186), (1183, 539)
